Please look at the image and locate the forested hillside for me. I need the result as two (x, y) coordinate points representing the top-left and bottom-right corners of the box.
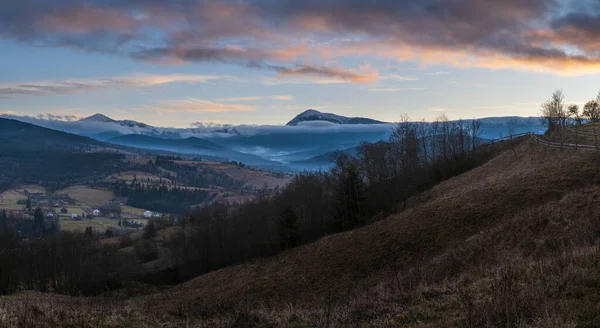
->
(0, 118), (124, 191)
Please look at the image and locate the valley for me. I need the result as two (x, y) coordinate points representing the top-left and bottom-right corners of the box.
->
(1, 110), (544, 171)
(2, 1), (599, 326)
(0, 103), (593, 327)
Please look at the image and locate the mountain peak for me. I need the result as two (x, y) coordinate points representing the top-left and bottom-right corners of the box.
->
(298, 109), (322, 116)
(286, 109), (387, 126)
(81, 113), (114, 123)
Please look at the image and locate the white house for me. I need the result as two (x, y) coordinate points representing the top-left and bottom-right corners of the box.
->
(93, 209), (101, 217)
(71, 214), (79, 220)
(143, 210), (153, 218)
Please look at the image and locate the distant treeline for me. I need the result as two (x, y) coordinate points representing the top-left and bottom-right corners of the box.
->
(124, 158), (247, 189)
(164, 115), (505, 280)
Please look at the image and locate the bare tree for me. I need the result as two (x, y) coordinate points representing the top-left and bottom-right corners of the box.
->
(541, 90), (567, 132)
(583, 100), (600, 123)
(390, 114), (420, 175)
(568, 104), (581, 126)
(417, 120), (430, 165)
(470, 118), (482, 151)
(568, 104), (582, 149)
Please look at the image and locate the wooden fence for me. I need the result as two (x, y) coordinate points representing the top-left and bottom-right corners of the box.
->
(531, 131), (600, 151)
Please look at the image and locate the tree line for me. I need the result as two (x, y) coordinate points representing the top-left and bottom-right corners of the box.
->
(112, 181), (215, 213)
(163, 114), (500, 281)
(123, 157), (247, 190)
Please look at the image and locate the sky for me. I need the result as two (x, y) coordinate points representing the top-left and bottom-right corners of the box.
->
(1, 0), (600, 128)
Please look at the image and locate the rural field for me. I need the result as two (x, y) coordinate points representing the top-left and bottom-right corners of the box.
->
(59, 186), (114, 207)
(55, 206), (87, 219)
(0, 190), (25, 210)
(59, 217), (148, 232)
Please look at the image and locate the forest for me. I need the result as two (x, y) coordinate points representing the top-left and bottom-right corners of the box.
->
(127, 157), (247, 189)
(111, 181), (215, 213)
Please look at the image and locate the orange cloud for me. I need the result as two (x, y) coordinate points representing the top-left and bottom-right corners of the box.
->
(277, 65), (379, 83)
(154, 99), (254, 113)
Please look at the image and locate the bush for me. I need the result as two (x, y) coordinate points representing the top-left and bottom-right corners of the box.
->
(135, 240), (159, 263)
(119, 235), (133, 248)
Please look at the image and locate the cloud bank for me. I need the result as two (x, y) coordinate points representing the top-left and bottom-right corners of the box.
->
(3, 0), (599, 78)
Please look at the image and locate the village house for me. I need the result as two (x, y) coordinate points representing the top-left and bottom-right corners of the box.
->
(93, 209), (101, 216)
(71, 214), (79, 220)
(143, 210), (153, 218)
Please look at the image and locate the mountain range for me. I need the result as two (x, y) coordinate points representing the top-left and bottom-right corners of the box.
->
(0, 110), (545, 170)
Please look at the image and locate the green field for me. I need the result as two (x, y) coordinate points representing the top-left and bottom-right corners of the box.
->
(60, 186), (114, 207)
(60, 217), (149, 232)
(0, 190), (26, 210)
(55, 206), (88, 219)
(121, 205), (147, 216)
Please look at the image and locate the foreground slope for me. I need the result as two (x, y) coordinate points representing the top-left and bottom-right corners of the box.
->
(139, 138), (600, 325)
(4, 138), (600, 327)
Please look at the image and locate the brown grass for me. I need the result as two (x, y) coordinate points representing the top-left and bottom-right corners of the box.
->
(60, 186), (115, 207)
(0, 190), (26, 210)
(4, 139), (600, 327)
(176, 160), (291, 189)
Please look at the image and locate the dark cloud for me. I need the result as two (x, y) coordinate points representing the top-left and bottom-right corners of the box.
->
(0, 75), (235, 98)
(1, 0), (600, 74)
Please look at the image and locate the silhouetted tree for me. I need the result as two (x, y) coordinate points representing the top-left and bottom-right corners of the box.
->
(541, 90), (567, 133)
(333, 154), (366, 231)
(0, 210), (7, 232)
(583, 100), (600, 123)
(278, 207), (299, 250)
(143, 220), (157, 240)
(33, 207), (44, 233)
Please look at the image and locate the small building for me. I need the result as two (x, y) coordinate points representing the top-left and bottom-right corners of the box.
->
(71, 214), (79, 220)
(61, 208), (68, 214)
(46, 213), (55, 218)
(143, 210), (153, 218)
(153, 212), (161, 218)
(93, 209), (101, 217)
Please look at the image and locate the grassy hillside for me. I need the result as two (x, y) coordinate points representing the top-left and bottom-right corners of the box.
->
(4, 138), (600, 327)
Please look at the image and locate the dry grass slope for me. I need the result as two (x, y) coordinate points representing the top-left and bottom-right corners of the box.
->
(4, 138), (600, 327)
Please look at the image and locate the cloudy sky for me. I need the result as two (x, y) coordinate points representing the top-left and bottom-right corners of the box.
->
(1, 0), (600, 127)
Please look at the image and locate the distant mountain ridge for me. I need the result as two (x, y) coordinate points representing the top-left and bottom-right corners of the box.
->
(286, 109), (387, 126)
(0, 111), (545, 170)
(81, 113), (151, 130)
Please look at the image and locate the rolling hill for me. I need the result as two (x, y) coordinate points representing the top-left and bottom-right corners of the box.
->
(0, 118), (124, 189)
(0, 117), (107, 150)
(134, 137), (600, 326)
(6, 136), (600, 326)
